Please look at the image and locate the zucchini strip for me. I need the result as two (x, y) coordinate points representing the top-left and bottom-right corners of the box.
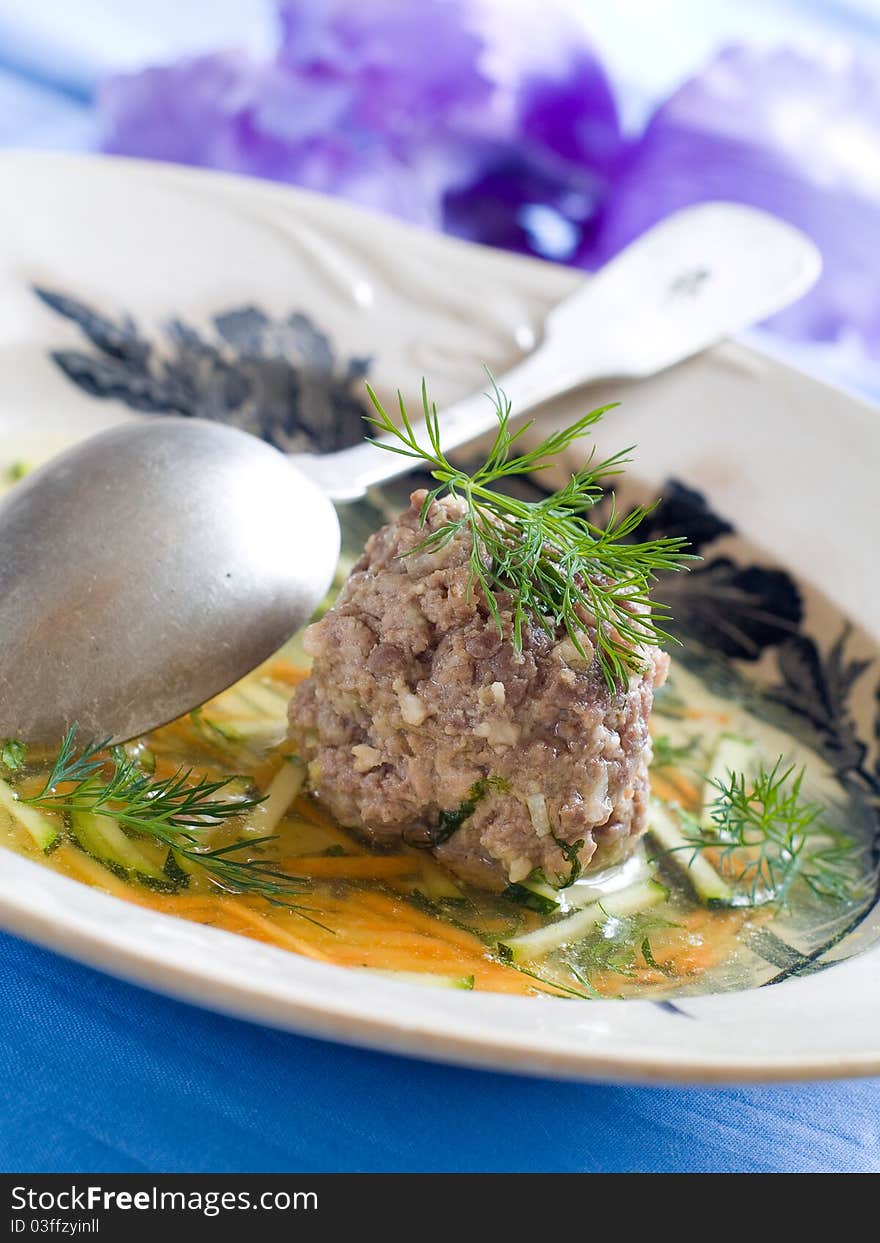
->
(0, 777), (60, 851)
(249, 757), (306, 834)
(647, 798), (733, 906)
(701, 734), (758, 830)
(499, 879), (666, 963)
(366, 969), (475, 990)
(69, 809), (170, 885)
(220, 681), (288, 719)
(211, 718), (286, 743)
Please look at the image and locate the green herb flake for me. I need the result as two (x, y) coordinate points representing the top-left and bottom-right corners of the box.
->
(1, 739), (27, 773)
(562, 906), (675, 987)
(502, 882), (560, 915)
(430, 775), (508, 846)
(549, 835), (584, 888)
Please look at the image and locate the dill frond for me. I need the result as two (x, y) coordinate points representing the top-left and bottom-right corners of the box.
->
(366, 376), (692, 688)
(672, 758), (864, 908)
(22, 727), (313, 912)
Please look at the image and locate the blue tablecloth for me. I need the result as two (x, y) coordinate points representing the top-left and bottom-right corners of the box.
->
(3, 934), (879, 1173)
(0, 0), (878, 1174)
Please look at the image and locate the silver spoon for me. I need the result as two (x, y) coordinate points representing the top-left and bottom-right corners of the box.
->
(0, 202), (819, 743)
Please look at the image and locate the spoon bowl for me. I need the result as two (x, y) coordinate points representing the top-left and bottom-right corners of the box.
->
(0, 418), (339, 742)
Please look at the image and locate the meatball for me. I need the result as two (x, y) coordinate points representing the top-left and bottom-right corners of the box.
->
(288, 490), (668, 890)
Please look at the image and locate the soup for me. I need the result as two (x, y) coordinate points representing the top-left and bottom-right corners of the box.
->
(1, 649), (874, 1000)
(2, 397), (877, 1002)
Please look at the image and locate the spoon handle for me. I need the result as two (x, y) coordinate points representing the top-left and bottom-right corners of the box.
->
(294, 202), (820, 503)
(295, 348), (569, 502)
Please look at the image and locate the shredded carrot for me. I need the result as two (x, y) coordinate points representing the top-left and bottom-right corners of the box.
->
(215, 899), (335, 961)
(668, 771), (701, 805)
(649, 770), (701, 810)
(149, 717), (224, 758)
(682, 706), (730, 724)
(291, 798), (362, 849)
(47, 843), (572, 997)
(264, 660), (309, 687)
(277, 854), (418, 879)
(52, 845), (135, 899)
(4, 648), (758, 1001)
(142, 894), (225, 915)
(292, 797), (343, 832)
(349, 891), (488, 954)
(645, 909), (743, 977)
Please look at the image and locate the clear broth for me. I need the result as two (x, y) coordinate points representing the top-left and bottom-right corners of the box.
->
(1, 653), (875, 1000)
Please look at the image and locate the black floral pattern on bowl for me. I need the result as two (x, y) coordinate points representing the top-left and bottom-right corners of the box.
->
(34, 286), (371, 454)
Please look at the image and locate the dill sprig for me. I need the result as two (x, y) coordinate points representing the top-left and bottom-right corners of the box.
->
(365, 377), (692, 688)
(675, 758), (863, 908)
(22, 727), (314, 911)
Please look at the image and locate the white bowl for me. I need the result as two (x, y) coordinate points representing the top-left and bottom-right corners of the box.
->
(0, 151), (877, 1083)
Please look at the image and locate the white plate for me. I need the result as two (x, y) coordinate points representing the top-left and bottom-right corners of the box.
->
(1, 151), (878, 1083)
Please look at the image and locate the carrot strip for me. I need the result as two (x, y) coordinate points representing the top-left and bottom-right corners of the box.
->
(53, 845), (549, 995)
(649, 772), (695, 807)
(350, 891), (486, 953)
(52, 845), (135, 899)
(264, 661), (309, 687)
(292, 797), (346, 832)
(277, 854), (418, 879)
(316, 946), (481, 971)
(147, 895), (227, 915)
(682, 707), (730, 724)
(330, 929), (468, 954)
(215, 899), (335, 961)
(667, 771), (701, 806)
(291, 798), (363, 849)
(306, 891), (486, 957)
(150, 718), (227, 758)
